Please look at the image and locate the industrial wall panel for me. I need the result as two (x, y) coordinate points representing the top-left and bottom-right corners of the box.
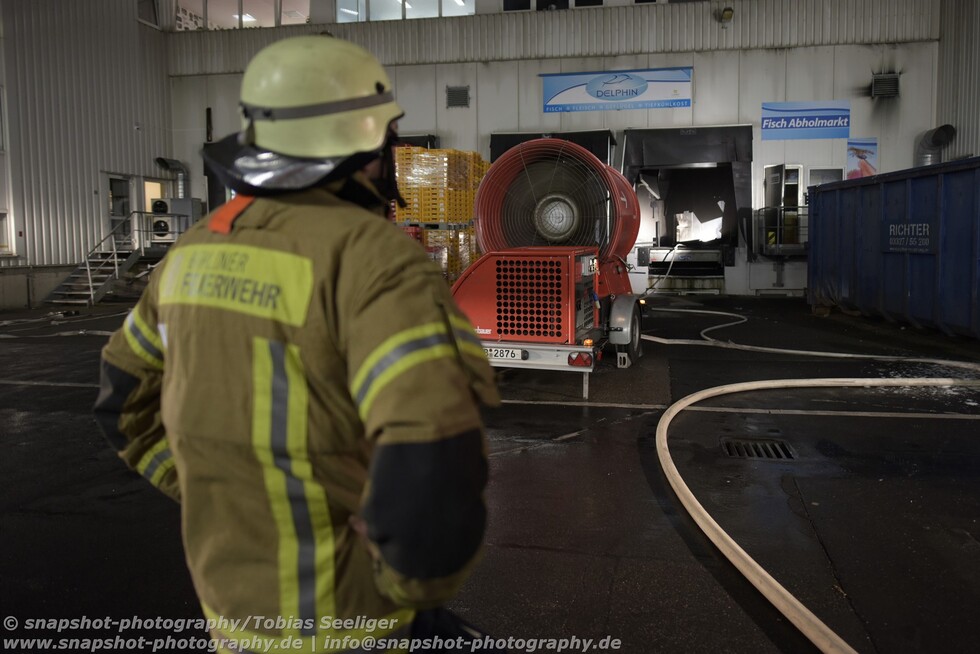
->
(938, 0), (980, 162)
(207, 75), (245, 141)
(876, 41), (939, 172)
(781, 47), (837, 170)
(0, 30), (7, 219)
(2, 1), (171, 267)
(435, 63), (480, 154)
(474, 62), (520, 157)
(644, 51), (695, 129)
(171, 76), (209, 196)
(167, 0), (941, 75)
(691, 50), (741, 127)
(739, 49), (787, 210)
(388, 66), (438, 138)
(516, 59), (562, 133)
(171, 73), (242, 208)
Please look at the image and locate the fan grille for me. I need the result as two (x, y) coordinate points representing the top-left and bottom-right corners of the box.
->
(498, 157), (609, 249)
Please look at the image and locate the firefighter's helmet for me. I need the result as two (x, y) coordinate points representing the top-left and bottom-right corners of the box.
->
(203, 35), (404, 195)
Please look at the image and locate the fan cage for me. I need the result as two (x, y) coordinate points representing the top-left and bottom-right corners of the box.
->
(476, 139), (638, 261)
(499, 156), (610, 249)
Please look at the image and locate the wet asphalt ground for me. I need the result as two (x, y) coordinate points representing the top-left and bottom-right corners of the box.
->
(2, 295), (979, 653)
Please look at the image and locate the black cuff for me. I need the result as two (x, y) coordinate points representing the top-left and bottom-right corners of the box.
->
(93, 359), (139, 451)
(364, 429), (487, 579)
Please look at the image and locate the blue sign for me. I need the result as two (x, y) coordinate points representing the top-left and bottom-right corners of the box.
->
(541, 68), (693, 113)
(761, 101), (850, 140)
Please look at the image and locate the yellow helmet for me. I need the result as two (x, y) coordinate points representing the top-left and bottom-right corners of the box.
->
(239, 35), (403, 159)
(204, 36), (404, 195)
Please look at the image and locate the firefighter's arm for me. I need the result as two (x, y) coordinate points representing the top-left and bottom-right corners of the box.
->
(342, 227), (500, 608)
(92, 287), (179, 501)
(361, 428), (488, 609)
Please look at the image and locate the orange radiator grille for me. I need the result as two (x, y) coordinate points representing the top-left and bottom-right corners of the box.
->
(495, 258), (565, 337)
(451, 246), (596, 346)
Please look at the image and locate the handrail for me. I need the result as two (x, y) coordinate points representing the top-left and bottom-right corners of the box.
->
(90, 210), (170, 258)
(84, 258), (95, 303)
(93, 211), (139, 252)
(80, 211), (147, 299)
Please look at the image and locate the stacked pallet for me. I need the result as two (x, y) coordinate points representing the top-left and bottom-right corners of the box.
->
(394, 146), (490, 282)
(394, 146), (489, 224)
(420, 226), (480, 282)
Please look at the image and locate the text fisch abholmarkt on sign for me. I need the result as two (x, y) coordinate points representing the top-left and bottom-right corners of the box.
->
(761, 100), (851, 140)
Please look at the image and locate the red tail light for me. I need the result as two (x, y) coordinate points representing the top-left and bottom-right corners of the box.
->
(568, 352), (593, 367)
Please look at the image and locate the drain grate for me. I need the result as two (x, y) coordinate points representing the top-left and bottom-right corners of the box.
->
(722, 438), (795, 460)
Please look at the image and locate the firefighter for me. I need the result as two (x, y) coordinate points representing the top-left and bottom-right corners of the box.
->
(94, 35), (502, 653)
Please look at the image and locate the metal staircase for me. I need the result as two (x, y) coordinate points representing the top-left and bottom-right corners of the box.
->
(45, 212), (176, 306)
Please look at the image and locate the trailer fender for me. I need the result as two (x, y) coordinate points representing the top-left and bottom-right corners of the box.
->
(608, 294), (639, 345)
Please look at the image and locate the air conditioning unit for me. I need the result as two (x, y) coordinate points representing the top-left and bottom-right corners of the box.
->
(149, 198), (204, 243)
(150, 215), (177, 243)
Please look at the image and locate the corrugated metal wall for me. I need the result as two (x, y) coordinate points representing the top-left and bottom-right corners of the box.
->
(2, 0), (171, 267)
(168, 0), (941, 75)
(938, 0), (980, 161)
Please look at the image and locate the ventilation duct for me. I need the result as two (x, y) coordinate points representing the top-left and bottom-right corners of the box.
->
(871, 73), (900, 98)
(914, 125), (956, 167)
(155, 157), (190, 199)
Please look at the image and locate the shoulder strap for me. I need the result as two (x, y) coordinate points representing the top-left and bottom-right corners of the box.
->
(208, 194), (255, 235)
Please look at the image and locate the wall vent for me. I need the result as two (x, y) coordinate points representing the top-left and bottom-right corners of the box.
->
(446, 86), (471, 108)
(871, 73), (900, 98)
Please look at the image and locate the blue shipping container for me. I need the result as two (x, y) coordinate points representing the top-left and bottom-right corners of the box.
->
(808, 157), (980, 339)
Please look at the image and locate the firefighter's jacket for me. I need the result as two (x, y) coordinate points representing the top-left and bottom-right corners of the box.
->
(93, 179), (500, 652)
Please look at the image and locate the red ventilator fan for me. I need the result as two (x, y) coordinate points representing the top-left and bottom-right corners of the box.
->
(452, 139), (644, 392)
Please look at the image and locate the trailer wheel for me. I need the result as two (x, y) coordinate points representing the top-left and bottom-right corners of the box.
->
(628, 303), (643, 361)
(616, 304), (643, 367)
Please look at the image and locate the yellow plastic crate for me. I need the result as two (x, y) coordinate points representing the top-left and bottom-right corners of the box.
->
(393, 147), (489, 229)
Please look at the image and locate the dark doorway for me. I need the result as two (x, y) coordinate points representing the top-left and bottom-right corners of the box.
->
(621, 126), (753, 251)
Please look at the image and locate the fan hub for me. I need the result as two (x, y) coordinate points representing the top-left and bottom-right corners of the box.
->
(533, 194), (580, 242)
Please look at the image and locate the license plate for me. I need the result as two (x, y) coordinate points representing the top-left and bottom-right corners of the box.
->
(484, 347), (521, 361)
